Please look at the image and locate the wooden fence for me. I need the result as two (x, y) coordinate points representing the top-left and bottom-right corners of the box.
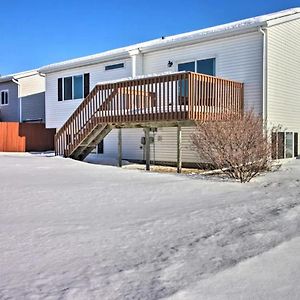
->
(0, 122), (56, 152)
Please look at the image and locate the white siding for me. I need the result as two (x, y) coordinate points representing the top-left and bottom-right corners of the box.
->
(104, 128), (144, 160)
(46, 31), (263, 164)
(267, 18), (300, 139)
(143, 31), (263, 163)
(45, 59), (131, 129)
(18, 74), (45, 97)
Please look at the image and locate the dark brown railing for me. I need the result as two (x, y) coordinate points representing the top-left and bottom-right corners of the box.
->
(55, 72), (244, 156)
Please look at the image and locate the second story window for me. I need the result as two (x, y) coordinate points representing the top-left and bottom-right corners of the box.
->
(58, 73), (90, 101)
(0, 90), (9, 105)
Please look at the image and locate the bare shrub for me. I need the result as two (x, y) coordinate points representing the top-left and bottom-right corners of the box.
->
(191, 111), (274, 183)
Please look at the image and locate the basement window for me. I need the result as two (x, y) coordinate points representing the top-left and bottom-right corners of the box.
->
(0, 90), (9, 105)
(105, 63), (124, 71)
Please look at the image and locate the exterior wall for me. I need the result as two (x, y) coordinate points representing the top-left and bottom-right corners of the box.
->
(45, 59), (132, 129)
(46, 31), (263, 164)
(18, 74), (45, 97)
(267, 18), (300, 154)
(141, 31), (263, 163)
(21, 92), (45, 122)
(144, 32), (263, 112)
(0, 81), (20, 122)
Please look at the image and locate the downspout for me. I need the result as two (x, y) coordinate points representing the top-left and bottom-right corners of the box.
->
(259, 27), (267, 124)
(12, 78), (22, 122)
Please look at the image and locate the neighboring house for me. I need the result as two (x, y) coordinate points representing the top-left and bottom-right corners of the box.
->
(39, 8), (300, 166)
(0, 70), (45, 123)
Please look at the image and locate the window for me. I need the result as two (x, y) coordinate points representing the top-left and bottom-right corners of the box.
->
(73, 75), (83, 99)
(97, 140), (104, 154)
(177, 59), (215, 101)
(197, 58), (216, 76)
(58, 73), (90, 101)
(294, 133), (298, 157)
(272, 131), (298, 159)
(178, 61), (195, 72)
(105, 63), (124, 71)
(64, 77), (73, 100)
(285, 132), (293, 158)
(178, 58), (216, 76)
(0, 90), (9, 105)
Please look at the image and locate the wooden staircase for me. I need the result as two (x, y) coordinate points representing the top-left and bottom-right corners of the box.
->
(55, 72), (244, 160)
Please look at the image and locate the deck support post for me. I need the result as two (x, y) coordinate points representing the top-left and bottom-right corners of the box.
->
(118, 128), (122, 167)
(144, 128), (150, 171)
(177, 125), (182, 173)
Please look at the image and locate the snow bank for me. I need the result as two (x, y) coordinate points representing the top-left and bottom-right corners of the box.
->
(0, 154), (299, 299)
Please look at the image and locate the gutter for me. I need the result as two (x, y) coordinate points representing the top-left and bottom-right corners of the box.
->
(259, 27), (267, 123)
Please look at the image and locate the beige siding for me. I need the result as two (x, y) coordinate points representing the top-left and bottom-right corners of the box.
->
(18, 74), (45, 97)
(45, 59), (131, 129)
(267, 18), (300, 137)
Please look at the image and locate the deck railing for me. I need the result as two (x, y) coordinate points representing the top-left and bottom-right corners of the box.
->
(55, 72), (244, 156)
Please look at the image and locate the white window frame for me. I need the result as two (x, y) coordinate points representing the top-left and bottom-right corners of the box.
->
(0, 90), (9, 106)
(62, 74), (84, 101)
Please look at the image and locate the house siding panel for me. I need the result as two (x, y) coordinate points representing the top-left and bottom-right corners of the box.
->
(0, 81), (19, 122)
(21, 92), (45, 122)
(45, 59), (132, 129)
(267, 18), (300, 155)
(142, 31), (263, 163)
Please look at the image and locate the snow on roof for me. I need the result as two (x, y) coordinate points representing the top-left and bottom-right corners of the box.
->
(39, 7), (300, 74)
(0, 69), (39, 83)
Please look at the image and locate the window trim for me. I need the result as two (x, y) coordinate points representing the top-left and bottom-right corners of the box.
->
(0, 90), (9, 106)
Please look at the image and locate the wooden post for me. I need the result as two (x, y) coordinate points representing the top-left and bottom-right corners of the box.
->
(118, 128), (122, 167)
(144, 128), (150, 171)
(177, 125), (182, 173)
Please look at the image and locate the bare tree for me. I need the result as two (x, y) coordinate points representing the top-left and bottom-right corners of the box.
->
(191, 111), (274, 182)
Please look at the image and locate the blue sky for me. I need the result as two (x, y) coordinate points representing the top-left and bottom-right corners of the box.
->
(1, 0), (300, 75)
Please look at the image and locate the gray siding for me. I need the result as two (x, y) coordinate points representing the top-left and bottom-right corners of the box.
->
(0, 81), (19, 122)
(21, 92), (45, 122)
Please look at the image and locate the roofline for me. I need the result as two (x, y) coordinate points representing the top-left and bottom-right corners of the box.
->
(38, 25), (263, 74)
(38, 7), (300, 74)
(0, 69), (40, 83)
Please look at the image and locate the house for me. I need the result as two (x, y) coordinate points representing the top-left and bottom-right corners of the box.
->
(0, 70), (56, 152)
(0, 70), (45, 123)
(39, 8), (300, 169)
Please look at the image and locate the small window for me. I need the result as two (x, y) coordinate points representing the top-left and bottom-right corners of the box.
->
(97, 140), (104, 154)
(0, 90), (9, 105)
(197, 58), (216, 76)
(64, 77), (73, 100)
(178, 61), (195, 72)
(105, 63), (124, 71)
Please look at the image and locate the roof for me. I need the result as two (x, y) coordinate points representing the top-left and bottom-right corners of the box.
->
(38, 7), (300, 74)
(0, 69), (39, 83)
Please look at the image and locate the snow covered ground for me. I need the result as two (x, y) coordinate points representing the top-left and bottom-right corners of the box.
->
(0, 153), (299, 300)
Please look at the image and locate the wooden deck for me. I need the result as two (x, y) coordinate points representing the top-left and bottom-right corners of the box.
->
(55, 71), (244, 158)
